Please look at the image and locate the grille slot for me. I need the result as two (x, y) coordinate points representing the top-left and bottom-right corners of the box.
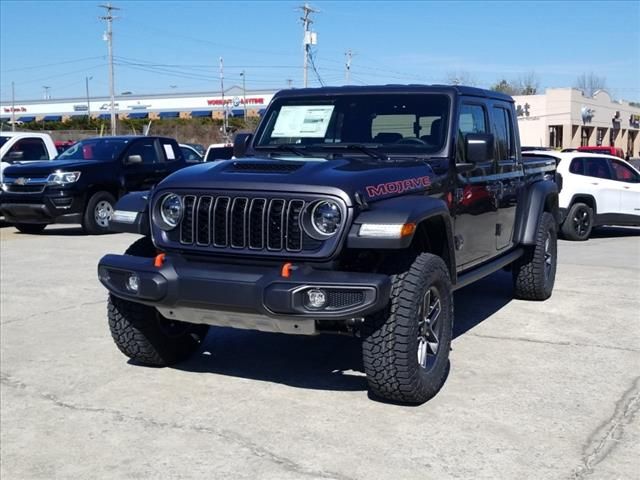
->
(178, 194), (313, 254)
(327, 290), (365, 309)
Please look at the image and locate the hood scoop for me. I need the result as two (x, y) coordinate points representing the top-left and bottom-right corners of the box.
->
(226, 161), (304, 174)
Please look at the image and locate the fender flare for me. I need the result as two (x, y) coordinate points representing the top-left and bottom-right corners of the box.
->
(513, 179), (559, 245)
(109, 190), (150, 235)
(347, 195), (456, 279)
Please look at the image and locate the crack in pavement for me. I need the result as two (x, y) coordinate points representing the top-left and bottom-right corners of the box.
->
(464, 333), (640, 353)
(0, 300), (105, 326)
(569, 376), (640, 479)
(0, 372), (353, 480)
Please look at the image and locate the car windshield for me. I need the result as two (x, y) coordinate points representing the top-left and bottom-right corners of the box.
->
(255, 93), (450, 159)
(56, 138), (129, 161)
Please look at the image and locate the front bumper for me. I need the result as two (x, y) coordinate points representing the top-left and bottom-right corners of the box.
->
(97, 254), (391, 335)
(0, 190), (85, 224)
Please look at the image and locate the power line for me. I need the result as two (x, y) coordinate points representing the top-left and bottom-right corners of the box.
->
(2, 56), (105, 73)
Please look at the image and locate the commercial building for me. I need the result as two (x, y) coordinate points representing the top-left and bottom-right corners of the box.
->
(513, 88), (640, 157)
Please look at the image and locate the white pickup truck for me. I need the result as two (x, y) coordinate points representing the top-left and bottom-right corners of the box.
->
(0, 132), (59, 181)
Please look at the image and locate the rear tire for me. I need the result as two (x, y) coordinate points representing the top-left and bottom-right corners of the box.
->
(14, 224), (46, 234)
(560, 202), (593, 241)
(108, 295), (209, 366)
(513, 211), (557, 300)
(82, 191), (116, 235)
(362, 253), (453, 404)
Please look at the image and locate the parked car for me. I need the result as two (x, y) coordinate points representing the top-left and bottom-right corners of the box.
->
(524, 151), (640, 240)
(54, 140), (76, 155)
(0, 135), (187, 234)
(99, 85), (559, 404)
(179, 143), (204, 163)
(204, 143), (234, 162)
(521, 146), (554, 152)
(577, 146), (625, 159)
(183, 143), (205, 156)
(1, 132), (58, 181)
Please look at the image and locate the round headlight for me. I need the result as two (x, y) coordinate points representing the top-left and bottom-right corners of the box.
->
(160, 194), (182, 229)
(311, 200), (342, 236)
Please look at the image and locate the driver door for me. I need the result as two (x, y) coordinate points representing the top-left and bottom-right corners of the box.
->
(122, 138), (162, 191)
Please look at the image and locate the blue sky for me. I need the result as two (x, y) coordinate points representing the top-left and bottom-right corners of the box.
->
(1, 0), (639, 101)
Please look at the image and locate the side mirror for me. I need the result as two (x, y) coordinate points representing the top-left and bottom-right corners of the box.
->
(233, 133), (253, 158)
(7, 151), (24, 161)
(464, 133), (494, 164)
(127, 154), (143, 164)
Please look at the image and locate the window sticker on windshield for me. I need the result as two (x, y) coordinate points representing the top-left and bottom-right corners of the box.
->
(271, 105), (334, 138)
(163, 144), (176, 160)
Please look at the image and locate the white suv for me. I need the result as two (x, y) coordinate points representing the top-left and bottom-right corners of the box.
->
(524, 151), (640, 240)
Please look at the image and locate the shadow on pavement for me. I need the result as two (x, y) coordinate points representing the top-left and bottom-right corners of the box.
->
(590, 226), (640, 238)
(171, 270), (514, 392)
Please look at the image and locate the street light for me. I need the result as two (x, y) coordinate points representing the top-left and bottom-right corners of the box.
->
(240, 70), (247, 124)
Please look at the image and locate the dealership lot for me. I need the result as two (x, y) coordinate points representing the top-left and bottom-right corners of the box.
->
(1, 225), (638, 480)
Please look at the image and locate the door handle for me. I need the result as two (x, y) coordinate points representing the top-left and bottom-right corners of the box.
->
(590, 182), (599, 185)
(623, 186), (630, 189)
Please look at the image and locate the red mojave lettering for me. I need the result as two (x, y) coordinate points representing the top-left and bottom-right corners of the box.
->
(365, 176), (432, 198)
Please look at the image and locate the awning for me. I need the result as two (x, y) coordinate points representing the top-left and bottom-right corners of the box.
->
(97, 113), (111, 120)
(128, 112), (148, 119)
(159, 111), (180, 118)
(258, 108), (267, 116)
(190, 110), (212, 118)
(17, 116), (36, 122)
(229, 109), (245, 117)
(42, 115), (62, 122)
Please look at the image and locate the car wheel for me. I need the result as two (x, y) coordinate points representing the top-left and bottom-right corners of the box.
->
(561, 202), (593, 241)
(82, 191), (116, 235)
(362, 253), (453, 404)
(14, 224), (46, 234)
(513, 211), (557, 300)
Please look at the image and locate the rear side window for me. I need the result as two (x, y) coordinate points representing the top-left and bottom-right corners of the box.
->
(576, 157), (612, 179)
(458, 104), (487, 134)
(159, 140), (180, 162)
(611, 160), (638, 183)
(569, 158), (584, 175)
(492, 107), (515, 160)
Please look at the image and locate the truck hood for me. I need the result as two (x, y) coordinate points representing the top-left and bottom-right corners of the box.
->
(157, 156), (437, 206)
(2, 159), (106, 177)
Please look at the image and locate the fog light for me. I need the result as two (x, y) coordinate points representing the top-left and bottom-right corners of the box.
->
(127, 274), (140, 293)
(306, 288), (327, 309)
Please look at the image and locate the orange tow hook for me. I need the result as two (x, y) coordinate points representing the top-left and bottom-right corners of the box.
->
(154, 253), (166, 268)
(281, 262), (294, 278)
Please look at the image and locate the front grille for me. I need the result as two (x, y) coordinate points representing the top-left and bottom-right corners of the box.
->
(178, 195), (308, 253)
(327, 290), (365, 309)
(4, 184), (46, 194)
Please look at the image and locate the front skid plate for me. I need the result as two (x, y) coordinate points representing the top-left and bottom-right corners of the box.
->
(156, 306), (317, 335)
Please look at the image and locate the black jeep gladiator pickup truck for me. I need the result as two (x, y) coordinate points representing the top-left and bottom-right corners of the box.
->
(0, 136), (186, 234)
(98, 85), (558, 404)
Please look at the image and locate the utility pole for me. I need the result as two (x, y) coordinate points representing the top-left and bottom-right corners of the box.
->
(85, 76), (92, 120)
(11, 81), (15, 132)
(345, 50), (353, 85)
(240, 70), (247, 124)
(299, 3), (317, 87)
(99, 3), (119, 135)
(219, 57), (229, 142)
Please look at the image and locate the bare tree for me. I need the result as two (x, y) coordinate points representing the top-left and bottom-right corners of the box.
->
(575, 72), (607, 97)
(446, 70), (477, 87)
(515, 71), (540, 95)
(490, 79), (519, 95)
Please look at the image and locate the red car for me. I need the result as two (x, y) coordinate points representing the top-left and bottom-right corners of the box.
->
(577, 146), (625, 159)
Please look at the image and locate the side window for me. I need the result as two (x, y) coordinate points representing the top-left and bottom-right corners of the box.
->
(492, 107), (515, 160)
(126, 139), (159, 164)
(458, 104), (487, 134)
(569, 158), (584, 175)
(611, 160), (639, 183)
(160, 140), (180, 162)
(582, 157), (612, 180)
(10, 138), (49, 160)
(180, 146), (200, 163)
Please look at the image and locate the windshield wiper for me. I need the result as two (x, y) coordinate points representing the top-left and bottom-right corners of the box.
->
(256, 144), (309, 157)
(309, 143), (389, 161)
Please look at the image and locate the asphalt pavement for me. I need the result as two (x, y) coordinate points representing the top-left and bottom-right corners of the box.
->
(1, 224), (639, 479)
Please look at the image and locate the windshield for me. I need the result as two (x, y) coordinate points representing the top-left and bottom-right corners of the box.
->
(56, 138), (129, 161)
(255, 93), (450, 158)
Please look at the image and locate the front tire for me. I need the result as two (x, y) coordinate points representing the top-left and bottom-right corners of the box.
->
(108, 295), (209, 366)
(560, 202), (593, 241)
(362, 253), (453, 404)
(82, 191), (116, 235)
(513, 211), (557, 300)
(14, 224), (46, 234)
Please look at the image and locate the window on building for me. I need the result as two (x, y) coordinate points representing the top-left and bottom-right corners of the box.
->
(549, 126), (563, 148)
